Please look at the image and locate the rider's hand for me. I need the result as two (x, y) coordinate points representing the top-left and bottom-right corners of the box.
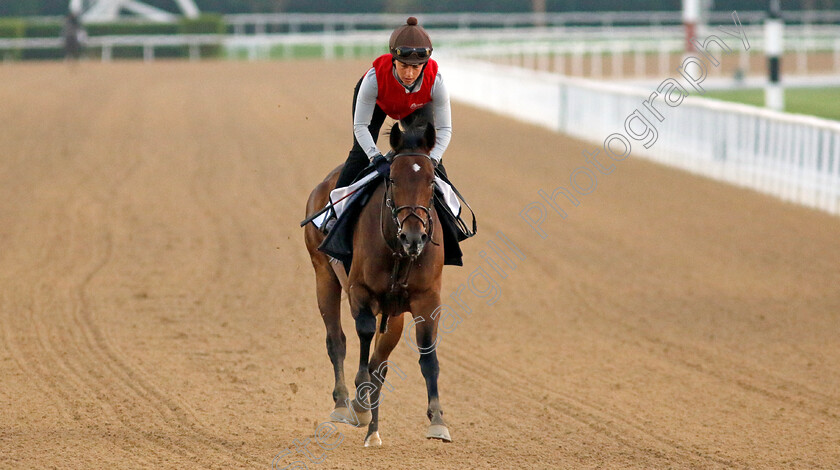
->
(372, 153), (390, 176)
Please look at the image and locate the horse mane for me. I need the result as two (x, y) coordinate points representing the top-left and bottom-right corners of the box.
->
(389, 120), (436, 154)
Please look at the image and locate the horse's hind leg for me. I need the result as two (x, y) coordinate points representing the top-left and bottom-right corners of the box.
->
(410, 293), (452, 442)
(362, 312), (407, 447)
(312, 261), (351, 422)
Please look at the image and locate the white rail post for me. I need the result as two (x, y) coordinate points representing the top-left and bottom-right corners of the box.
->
(819, 129), (831, 211)
(833, 39), (840, 73)
(553, 46), (565, 75)
(537, 45), (550, 71)
(612, 43), (623, 79)
(765, 0), (784, 112)
(572, 44), (583, 76)
(634, 44), (644, 77)
(833, 133), (840, 214)
(591, 45), (602, 78)
(796, 43), (807, 74)
(658, 43), (668, 76)
(143, 43), (154, 62)
(189, 43), (199, 61)
(324, 22), (335, 60)
(739, 45), (749, 76)
(523, 44), (536, 70)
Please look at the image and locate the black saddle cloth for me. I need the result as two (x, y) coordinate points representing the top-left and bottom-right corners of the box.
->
(318, 171), (465, 271)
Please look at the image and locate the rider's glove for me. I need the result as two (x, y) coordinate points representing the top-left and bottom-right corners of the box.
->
(371, 153), (390, 177)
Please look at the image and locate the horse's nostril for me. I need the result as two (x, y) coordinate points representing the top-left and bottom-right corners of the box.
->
(421, 233), (428, 243)
(399, 233), (408, 243)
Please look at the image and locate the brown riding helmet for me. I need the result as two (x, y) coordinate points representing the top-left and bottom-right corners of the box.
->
(389, 17), (433, 65)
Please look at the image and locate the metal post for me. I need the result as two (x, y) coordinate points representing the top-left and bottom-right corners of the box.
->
(683, 0), (700, 53)
(765, 0), (784, 111)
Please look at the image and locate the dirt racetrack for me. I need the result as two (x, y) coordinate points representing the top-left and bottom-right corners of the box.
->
(1, 59), (839, 469)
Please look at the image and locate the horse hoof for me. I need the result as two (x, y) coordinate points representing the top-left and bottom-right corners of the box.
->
(426, 424), (452, 442)
(364, 431), (382, 447)
(329, 407), (371, 427)
(354, 409), (372, 427)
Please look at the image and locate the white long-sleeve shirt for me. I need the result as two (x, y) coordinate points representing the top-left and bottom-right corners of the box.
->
(353, 66), (452, 162)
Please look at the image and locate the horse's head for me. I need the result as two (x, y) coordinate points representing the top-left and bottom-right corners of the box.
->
(386, 120), (437, 258)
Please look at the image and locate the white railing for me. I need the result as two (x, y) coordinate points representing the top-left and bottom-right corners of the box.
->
(222, 24), (840, 76)
(0, 34), (222, 61)
(4, 20), (840, 72)
(221, 11), (840, 35)
(453, 24), (840, 79)
(24, 11), (840, 33)
(437, 55), (840, 215)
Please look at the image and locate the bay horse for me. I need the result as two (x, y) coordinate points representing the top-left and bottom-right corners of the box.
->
(303, 120), (450, 446)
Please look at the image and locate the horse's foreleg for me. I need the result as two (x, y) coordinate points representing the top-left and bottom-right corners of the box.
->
(347, 303), (375, 426)
(362, 312), (406, 447)
(314, 265), (350, 420)
(410, 294), (452, 442)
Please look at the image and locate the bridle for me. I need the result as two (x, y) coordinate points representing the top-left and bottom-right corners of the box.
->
(380, 151), (439, 295)
(384, 153), (436, 240)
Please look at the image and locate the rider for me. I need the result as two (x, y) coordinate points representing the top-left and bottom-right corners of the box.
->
(324, 16), (453, 229)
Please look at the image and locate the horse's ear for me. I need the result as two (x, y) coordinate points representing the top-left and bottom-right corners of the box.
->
(424, 122), (436, 149)
(390, 122), (403, 151)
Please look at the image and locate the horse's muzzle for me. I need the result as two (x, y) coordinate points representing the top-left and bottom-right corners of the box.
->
(398, 229), (428, 257)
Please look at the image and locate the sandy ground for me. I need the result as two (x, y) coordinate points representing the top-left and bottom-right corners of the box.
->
(1, 59), (839, 469)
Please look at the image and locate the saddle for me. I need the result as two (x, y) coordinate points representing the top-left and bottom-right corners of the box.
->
(317, 166), (476, 271)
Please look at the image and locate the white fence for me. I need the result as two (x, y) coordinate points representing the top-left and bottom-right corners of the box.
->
(453, 24), (840, 79)
(437, 55), (840, 215)
(0, 34), (221, 61)
(4, 20), (840, 74)
(221, 11), (840, 35)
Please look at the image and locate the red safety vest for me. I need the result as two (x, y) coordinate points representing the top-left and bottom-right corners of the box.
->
(369, 54), (439, 120)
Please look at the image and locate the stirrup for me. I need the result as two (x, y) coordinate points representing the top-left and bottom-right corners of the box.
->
(321, 213), (336, 235)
